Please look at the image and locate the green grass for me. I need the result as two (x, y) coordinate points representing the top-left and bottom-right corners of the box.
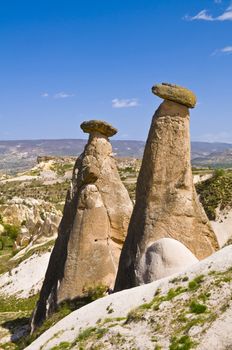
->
(0, 294), (38, 313)
(188, 275), (204, 291)
(73, 326), (107, 345)
(50, 342), (71, 350)
(169, 335), (195, 350)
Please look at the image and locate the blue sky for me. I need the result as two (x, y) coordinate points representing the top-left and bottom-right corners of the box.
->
(0, 0), (231, 141)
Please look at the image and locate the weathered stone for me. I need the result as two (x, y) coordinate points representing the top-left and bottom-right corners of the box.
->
(0, 197), (61, 248)
(152, 82), (197, 108)
(80, 120), (117, 137)
(114, 92), (219, 292)
(137, 238), (198, 283)
(31, 120), (133, 330)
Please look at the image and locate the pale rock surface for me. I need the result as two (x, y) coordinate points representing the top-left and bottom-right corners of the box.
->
(137, 238), (198, 283)
(197, 304), (232, 350)
(211, 207), (232, 247)
(114, 85), (218, 292)
(0, 252), (51, 298)
(193, 173), (213, 184)
(31, 120), (133, 330)
(0, 223), (4, 235)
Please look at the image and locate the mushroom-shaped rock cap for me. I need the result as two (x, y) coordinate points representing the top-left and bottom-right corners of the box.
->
(152, 83), (197, 108)
(80, 120), (117, 137)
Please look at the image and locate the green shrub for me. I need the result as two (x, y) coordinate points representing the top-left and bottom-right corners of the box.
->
(189, 301), (207, 314)
(170, 335), (194, 350)
(82, 284), (108, 301)
(213, 169), (225, 178)
(3, 224), (20, 241)
(188, 275), (204, 291)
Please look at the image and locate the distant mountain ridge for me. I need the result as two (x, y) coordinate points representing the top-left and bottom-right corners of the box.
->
(1, 139), (232, 172)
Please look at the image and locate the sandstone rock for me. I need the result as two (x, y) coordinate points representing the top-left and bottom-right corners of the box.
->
(16, 226), (30, 247)
(31, 120), (132, 330)
(80, 120), (117, 137)
(0, 224), (4, 235)
(137, 238), (198, 283)
(152, 82), (197, 108)
(114, 86), (219, 292)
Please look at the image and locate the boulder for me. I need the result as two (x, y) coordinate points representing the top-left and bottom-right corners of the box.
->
(152, 82), (197, 108)
(137, 238), (198, 283)
(114, 84), (219, 292)
(80, 120), (117, 137)
(31, 120), (133, 331)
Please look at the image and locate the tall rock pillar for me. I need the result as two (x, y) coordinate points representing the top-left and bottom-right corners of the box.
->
(114, 83), (219, 292)
(31, 120), (133, 330)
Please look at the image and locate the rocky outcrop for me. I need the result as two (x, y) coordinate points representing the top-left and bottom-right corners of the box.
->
(114, 84), (219, 292)
(0, 197), (62, 248)
(31, 120), (133, 330)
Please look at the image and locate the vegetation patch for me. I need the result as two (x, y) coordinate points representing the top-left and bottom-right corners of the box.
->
(169, 335), (195, 350)
(188, 275), (204, 291)
(189, 301), (207, 314)
(13, 284), (108, 349)
(196, 169), (232, 220)
(50, 342), (71, 350)
(0, 294), (38, 313)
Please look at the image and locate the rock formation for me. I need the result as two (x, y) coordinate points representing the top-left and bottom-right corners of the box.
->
(114, 83), (219, 292)
(0, 197), (62, 248)
(31, 120), (133, 330)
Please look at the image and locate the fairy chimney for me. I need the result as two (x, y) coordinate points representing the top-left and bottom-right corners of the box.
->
(31, 120), (133, 330)
(114, 83), (219, 292)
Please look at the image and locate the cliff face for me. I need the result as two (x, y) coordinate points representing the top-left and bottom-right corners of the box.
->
(31, 121), (133, 330)
(114, 85), (219, 292)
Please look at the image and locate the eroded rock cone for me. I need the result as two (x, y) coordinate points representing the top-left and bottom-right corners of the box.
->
(31, 120), (133, 330)
(114, 83), (219, 292)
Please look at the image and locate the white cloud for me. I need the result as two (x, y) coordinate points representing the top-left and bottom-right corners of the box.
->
(53, 92), (74, 99)
(212, 46), (232, 55)
(184, 3), (232, 21)
(221, 46), (232, 53)
(112, 98), (139, 108)
(41, 92), (49, 98)
(184, 10), (213, 21)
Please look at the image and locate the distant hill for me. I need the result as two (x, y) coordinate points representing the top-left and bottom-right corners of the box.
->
(1, 139), (232, 172)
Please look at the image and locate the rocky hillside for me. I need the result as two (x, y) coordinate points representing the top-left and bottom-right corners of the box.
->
(23, 245), (232, 350)
(1, 157), (232, 349)
(1, 139), (232, 173)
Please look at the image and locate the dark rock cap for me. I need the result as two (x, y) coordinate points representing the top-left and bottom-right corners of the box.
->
(152, 83), (197, 108)
(80, 120), (117, 137)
